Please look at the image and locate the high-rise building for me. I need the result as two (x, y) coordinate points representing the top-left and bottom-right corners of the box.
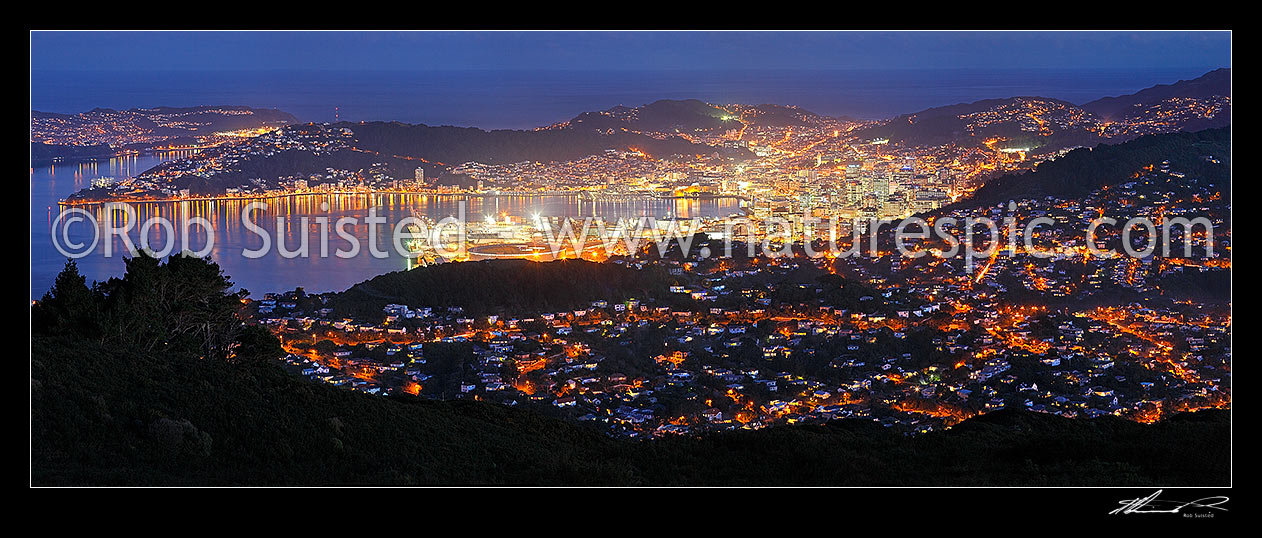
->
(871, 176), (890, 199)
(414, 167), (425, 183)
(845, 180), (864, 205)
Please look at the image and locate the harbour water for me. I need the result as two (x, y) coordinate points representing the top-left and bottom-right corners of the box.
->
(31, 154), (741, 298)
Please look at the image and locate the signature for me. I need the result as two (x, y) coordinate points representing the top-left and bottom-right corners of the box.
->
(1110, 490), (1229, 515)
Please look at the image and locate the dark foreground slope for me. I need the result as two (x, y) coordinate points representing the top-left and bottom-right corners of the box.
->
(30, 333), (1230, 486)
(31, 256), (1229, 486)
(32, 330), (1231, 484)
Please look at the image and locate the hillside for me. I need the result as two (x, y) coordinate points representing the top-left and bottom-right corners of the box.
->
(31, 105), (298, 142)
(328, 258), (683, 318)
(30, 142), (116, 164)
(568, 99), (743, 133)
(948, 127), (1230, 210)
(31, 255), (1230, 486)
(852, 96), (1105, 151)
(852, 69), (1231, 153)
(1082, 68), (1231, 120)
(566, 99), (827, 133)
(57, 118), (754, 202)
(29, 330), (1232, 486)
(733, 103), (832, 126)
(30, 105), (300, 165)
(336, 120), (752, 165)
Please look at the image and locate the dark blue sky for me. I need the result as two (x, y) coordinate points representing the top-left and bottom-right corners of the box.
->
(29, 31), (1231, 128)
(32, 31), (1230, 72)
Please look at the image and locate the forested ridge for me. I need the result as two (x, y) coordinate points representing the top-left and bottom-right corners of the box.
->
(949, 127), (1230, 210)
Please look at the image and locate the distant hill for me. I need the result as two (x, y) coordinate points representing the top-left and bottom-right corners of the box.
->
(58, 117), (754, 202)
(336, 120), (752, 165)
(30, 105), (299, 165)
(32, 105), (298, 137)
(566, 99), (828, 134)
(30, 142), (115, 164)
(948, 127), (1230, 210)
(853, 96), (1104, 150)
(1082, 68), (1231, 120)
(139, 105), (299, 131)
(733, 103), (832, 127)
(853, 69), (1231, 153)
(568, 99), (743, 133)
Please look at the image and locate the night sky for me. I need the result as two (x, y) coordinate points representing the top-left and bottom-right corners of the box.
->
(30, 31), (1232, 127)
(32, 31), (1230, 72)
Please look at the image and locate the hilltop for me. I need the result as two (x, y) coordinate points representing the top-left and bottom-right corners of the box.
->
(1082, 68), (1231, 120)
(851, 69), (1231, 154)
(334, 119), (752, 166)
(853, 96), (1103, 150)
(564, 99), (828, 133)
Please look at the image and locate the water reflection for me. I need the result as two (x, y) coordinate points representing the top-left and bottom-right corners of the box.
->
(34, 169), (740, 296)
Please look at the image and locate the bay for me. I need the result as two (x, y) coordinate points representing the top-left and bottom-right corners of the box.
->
(31, 155), (739, 298)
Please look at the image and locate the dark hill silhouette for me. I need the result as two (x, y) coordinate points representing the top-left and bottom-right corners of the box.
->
(568, 99), (826, 133)
(337, 120), (751, 165)
(31, 255), (1230, 486)
(852, 96), (1101, 150)
(1082, 68), (1231, 120)
(329, 258), (682, 318)
(569, 99), (743, 133)
(945, 127), (1229, 210)
(851, 70), (1231, 152)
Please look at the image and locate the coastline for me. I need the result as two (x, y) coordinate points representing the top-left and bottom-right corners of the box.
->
(31, 144), (220, 169)
(57, 190), (750, 207)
